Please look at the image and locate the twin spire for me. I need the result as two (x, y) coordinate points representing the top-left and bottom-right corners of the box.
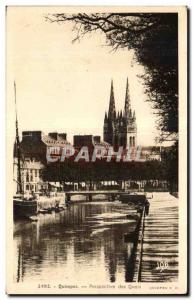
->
(124, 77), (131, 117)
(106, 78), (135, 121)
(108, 79), (116, 119)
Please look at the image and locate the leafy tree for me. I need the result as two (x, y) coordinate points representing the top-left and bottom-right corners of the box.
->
(42, 159), (167, 183)
(162, 141), (178, 192)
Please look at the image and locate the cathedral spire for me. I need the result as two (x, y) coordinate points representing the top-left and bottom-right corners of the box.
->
(108, 79), (116, 119)
(124, 77), (131, 117)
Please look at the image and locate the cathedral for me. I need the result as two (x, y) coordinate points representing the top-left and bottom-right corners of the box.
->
(103, 78), (137, 149)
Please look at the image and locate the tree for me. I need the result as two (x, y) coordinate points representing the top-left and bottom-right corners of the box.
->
(46, 13), (178, 142)
(42, 159), (167, 183)
(162, 141), (178, 192)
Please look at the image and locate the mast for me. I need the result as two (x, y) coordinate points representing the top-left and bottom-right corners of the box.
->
(14, 81), (23, 194)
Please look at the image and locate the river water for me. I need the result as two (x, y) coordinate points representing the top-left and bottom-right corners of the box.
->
(13, 201), (141, 284)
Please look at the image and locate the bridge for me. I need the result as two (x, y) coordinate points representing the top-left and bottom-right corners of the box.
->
(65, 190), (146, 202)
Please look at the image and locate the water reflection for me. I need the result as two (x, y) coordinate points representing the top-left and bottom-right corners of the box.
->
(14, 201), (140, 283)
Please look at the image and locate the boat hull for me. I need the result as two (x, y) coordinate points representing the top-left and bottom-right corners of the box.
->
(13, 199), (37, 219)
(120, 194), (146, 204)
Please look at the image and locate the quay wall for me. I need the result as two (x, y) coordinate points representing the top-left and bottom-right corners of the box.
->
(70, 194), (108, 201)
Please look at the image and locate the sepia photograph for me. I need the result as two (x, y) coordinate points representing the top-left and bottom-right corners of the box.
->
(6, 6), (187, 295)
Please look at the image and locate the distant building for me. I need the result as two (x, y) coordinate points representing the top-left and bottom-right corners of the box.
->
(20, 131), (71, 163)
(73, 134), (109, 150)
(13, 157), (45, 193)
(140, 146), (162, 161)
(103, 79), (165, 161)
(104, 79), (137, 149)
(73, 135), (95, 148)
(14, 131), (71, 193)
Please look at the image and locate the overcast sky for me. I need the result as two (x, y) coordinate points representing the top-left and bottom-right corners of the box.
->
(7, 6), (160, 146)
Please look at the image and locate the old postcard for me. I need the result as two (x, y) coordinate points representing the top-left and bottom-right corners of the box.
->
(6, 6), (187, 295)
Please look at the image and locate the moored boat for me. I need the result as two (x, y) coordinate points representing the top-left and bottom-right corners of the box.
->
(13, 82), (37, 219)
(13, 196), (37, 219)
(120, 193), (146, 204)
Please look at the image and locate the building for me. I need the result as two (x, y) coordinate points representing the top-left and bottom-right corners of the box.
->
(13, 156), (45, 194)
(74, 135), (95, 148)
(14, 131), (71, 194)
(20, 131), (71, 163)
(73, 135), (109, 150)
(103, 78), (137, 149)
(140, 146), (162, 161)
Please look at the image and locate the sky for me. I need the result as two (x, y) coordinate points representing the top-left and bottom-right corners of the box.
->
(7, 6), (160, 146)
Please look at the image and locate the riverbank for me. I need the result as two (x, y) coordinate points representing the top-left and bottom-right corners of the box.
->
(133, 192), (178, 282)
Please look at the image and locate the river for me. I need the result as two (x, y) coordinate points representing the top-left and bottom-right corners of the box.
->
(13, 200), (141, 284)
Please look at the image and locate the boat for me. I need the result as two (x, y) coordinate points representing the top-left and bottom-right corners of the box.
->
(38, 208), (49, 214)
(55, 206), (65, 213)
(120, 193), (147, 204)
(13, 82), (37, 219)
(29, 215), (38, 222)
(47, 207), (52, 214)
(14, 195), (37, 219)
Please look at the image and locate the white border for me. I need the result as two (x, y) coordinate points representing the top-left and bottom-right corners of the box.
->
(1, 1), (191, 299)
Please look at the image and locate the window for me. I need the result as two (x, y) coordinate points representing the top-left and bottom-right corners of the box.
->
(39, 169), (43, 178)
(133, 137), (135, 147)
(26, 172), (29, 182)
(129, 136), (132, 147)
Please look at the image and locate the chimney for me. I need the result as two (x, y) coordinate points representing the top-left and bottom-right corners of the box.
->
(58, 133), (67, 140)
(74, 135), (94, 147)
(48, 132), (58, 140)
(94, 136), (101, 143)
(22, 131), (42, 141)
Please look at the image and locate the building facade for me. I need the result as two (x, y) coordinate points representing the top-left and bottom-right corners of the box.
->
(14, 131), (71, 194)
(104, 79), (137, 150)
(20, 131), (71, 163)
(13, 156), (45, 194)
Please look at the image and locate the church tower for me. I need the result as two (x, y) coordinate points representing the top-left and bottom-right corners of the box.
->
(103, 80), (116, 145)
(121, 78), (137, 147)
(103, 78), (137, 149)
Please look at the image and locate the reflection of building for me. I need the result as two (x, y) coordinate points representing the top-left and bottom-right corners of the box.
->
(104, 79), (137, 149)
